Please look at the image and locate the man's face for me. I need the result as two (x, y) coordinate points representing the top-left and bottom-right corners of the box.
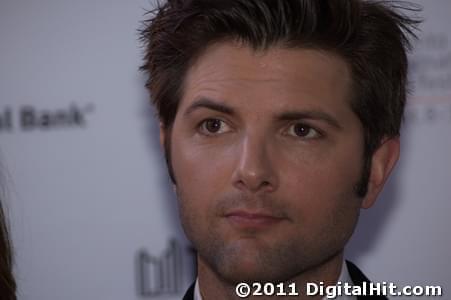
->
(166, 42), (368, 283)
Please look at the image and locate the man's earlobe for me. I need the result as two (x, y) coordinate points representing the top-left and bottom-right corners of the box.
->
(362, 137), (400, 209)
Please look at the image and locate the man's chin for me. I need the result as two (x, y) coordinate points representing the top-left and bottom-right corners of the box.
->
(204, 242), (299, 284)
(212, 258), (273, 283)
(214, 260), (297, 284)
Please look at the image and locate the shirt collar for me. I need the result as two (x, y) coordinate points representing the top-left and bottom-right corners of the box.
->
(194, 277), (202, 300)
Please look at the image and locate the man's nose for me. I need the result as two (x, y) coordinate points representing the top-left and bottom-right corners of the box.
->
(231, 134), (278, 193)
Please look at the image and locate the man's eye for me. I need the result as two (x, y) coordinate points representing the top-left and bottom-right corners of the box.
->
(199, 118), (230, 135)
(287, 123), (321, 139)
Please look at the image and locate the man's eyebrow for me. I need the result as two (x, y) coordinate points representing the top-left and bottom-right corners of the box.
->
(183, 97), (235, 116)
(183, 98), (342, 129)
(276, 111), (343, 129)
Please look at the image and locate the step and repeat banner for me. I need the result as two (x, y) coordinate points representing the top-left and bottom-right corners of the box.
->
(1, 1), (450, 299)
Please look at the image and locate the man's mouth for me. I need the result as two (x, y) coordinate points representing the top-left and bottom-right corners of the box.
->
(224, 210), (286, 229)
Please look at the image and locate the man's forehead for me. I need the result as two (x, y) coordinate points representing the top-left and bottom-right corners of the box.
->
(179, 41), (354, 117)
(184, 41), (351, 85)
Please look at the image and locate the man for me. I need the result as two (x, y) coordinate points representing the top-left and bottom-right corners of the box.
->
(140, 0), (420, 299)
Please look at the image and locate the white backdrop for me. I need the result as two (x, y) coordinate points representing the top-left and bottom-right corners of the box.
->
(0, 1), (450, 299)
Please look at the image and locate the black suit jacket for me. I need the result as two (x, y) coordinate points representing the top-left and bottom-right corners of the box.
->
(182, 261), (388, 300)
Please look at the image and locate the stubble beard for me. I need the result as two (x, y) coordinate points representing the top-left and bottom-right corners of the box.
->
(176, 188), (361, 285)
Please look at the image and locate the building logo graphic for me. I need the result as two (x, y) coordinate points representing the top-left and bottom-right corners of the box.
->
(136, 239), (195, 298)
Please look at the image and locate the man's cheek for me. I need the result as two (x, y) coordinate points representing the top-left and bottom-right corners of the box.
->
(174, 146), (231, 179)
(178, 184), (214, 224)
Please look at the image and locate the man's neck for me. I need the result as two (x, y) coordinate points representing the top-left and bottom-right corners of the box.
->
(197, 251), (344, 300)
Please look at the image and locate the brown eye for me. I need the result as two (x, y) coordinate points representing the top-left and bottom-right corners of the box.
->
(199, 118), (231, 135)
(287, 123), (320, 139)
(294, 124), (311, 137)
(205, 119), (221, 132)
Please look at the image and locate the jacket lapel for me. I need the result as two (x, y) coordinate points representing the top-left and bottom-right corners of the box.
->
(182, 282), (195, 300)
(346, 260), (388, 299)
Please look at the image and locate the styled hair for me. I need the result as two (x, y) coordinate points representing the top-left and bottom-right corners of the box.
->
(140, 0), (420, 195)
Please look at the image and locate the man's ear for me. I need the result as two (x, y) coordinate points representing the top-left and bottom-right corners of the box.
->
(159, 121), (166, 150)
(361, 137), (400, 209)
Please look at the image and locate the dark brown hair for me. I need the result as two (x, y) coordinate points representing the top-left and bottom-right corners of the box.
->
(140, 0), (420, 196)
(0, 199), (16, 300)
